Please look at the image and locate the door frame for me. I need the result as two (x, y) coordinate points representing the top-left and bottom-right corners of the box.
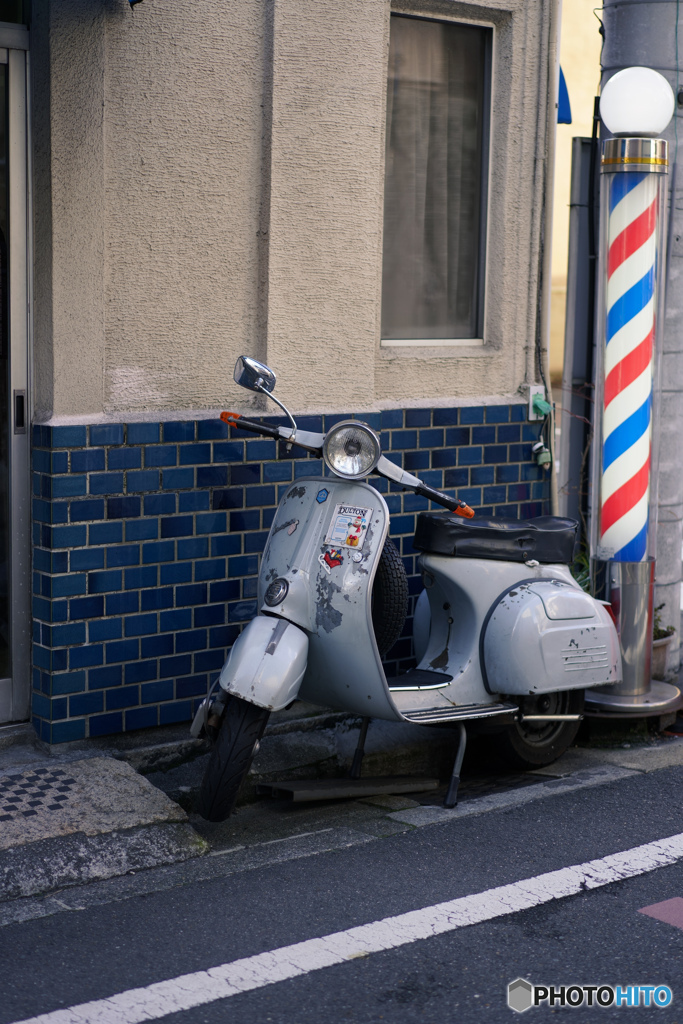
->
(0, 22), (30, 724)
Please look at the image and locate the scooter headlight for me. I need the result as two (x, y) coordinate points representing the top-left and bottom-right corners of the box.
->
(322, 421), (381, 479)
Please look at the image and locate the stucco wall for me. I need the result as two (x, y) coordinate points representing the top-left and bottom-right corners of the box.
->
(32, 0), (557, 420)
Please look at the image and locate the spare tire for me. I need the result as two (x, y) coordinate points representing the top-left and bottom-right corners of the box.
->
(372, 537), (409, 657)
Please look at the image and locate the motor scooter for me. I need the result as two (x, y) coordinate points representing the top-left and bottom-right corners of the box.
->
(191, 356), (622, 821)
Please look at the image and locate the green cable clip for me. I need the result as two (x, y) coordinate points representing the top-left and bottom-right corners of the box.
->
(532, 393), (552, 417)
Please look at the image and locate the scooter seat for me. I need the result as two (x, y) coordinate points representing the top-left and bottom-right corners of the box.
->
(413, 513), (578, 564)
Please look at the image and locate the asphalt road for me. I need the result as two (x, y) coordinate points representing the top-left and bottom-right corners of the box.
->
(2, 764), (683, 1024)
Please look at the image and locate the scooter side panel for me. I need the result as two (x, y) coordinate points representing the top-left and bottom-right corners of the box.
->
(259, 477), (401, 722)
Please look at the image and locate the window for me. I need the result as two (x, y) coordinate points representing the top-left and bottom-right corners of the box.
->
(381, 15), (491, 345)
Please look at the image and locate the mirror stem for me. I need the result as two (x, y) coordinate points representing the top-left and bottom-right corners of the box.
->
(257, 385), (297, 437)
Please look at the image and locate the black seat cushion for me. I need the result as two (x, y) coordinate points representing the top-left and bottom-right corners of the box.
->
(413, 513), (579, 564)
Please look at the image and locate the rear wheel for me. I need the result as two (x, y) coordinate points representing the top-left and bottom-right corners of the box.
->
(372, 537), (409, 657)
(496, 689), (584, 769)
(195, 696), (270, 821)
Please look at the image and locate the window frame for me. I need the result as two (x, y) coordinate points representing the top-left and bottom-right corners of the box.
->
(380, 10), (494, 350)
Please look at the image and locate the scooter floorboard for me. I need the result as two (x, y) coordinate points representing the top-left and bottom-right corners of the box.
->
(257, 776), (439, 803)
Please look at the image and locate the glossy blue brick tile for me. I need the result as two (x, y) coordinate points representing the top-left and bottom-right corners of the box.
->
(91, 424), (124, 446)
(433, 408), (462, 426)
(90, 521), (123, 545)
(126, 706), (158, 731)
(89, 664), (123, 689)
(509, 444), (533, 463)
(531, 481), (546, 500)
(179, 491), (209, 513)
(195, 650), (225, 673)
(141, 633), (174, 658)
(145, 446), (177, 468)
(228, 554), (259, 578)
(176, 583), (207, 607)
(49, 622), (86, 646)
(497, 424), (521, 443)
(52, 425), (87, 448)
(126, 423), (160, 444)
(391, 514), (417, 534)
(141, 587), (174, 611)
(144, 493), (176, 516)
(89, 473), (124, 496)
(142, 679), (174, 704)
(163, 421), (195, 442)
(472, 426), (496, 445)
(107, 545), (140, 568)
(510, 404), (526, 422)
(197, 419), (228, 440)
(70, 548), (105, 572)
(37, 550), (69, 574)
(230, 510), (259, 532)
(51, 671), (86, 696)
(213, 441), (244, 462)
(380, 409), (403, 429)
(160, 561), (192, 585)
(50, 574), (87, 598)
(210, 623), (239, 647)
(125, 659), (158, 685)
(160, 608), (192, 632)
(211, 580), (240, 603)
(127, 470), (160, 492)
(294, 460), (322, 479)
(177, 537), (208, 560)
(176, 629), (207, 654)
(468, 465), (494, 485)
(106, 591), (139, 616)
(459, 487), (482, 506)
(196, 466), (227, 488)
(124, 565), (158, 590)
(195, 512), (227, 535)
(262, 462), (292, 483)
(142, 540), (175, 564)
(70, 645), (104, 669)
(444, 427), (470, 447)
(177, 674), (209, 698)
(458, 447), (482, 467)
(71, 499), (105, 522)
(430, 449), (458, 469)
(52, 452), (70, 474)
(508, 483), (531, 502)
(106, 638), (139, 663)
(244, 531), (269, 554)
(522, 424), (541, 442)
(89, 712), (123, 737)
(245, 440), (277, 462)
(483, 445), (508, 465)
(496, 463), (520, 483)
(51, 719), (87, 743)
(405, 409), (431, 428)
(483, 485), (507, 504)
(72, 449), (105, 473)
(160, 515), (193, 538)
(125, 613), (158, 637)
(88, 570), (122, 594)
(485, 405), (510, 423)
(228, 599), (258, 622)
(70, 691), (104, 717)
(521, 462), (543, 481)
(246, 485), (275, 507)
(160, 654), (192, 677)
(194, 604), (225, 627)
(89, 618), (122, 642)
(126, 519), (158, 541)
(33, 449), (50, 473)
(160, 701), (193, 726)
(212, 488), (243, 510)
(33, 499), (67, 524)
(179, 443), (211, 465)
(51, 475), (87, 498)
(458, 407), (484, 425)
(195, 558), (225, 582)
(69, 596), (105, 621)
(107, 496), (141, 520)
(231, 464), (260, 486)
(162, 467), (194, 490)
(404, 451), (430, 472)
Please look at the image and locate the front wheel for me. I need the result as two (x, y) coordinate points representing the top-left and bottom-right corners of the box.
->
(195, 696), (270, 821)
(496, 689), (584, 769)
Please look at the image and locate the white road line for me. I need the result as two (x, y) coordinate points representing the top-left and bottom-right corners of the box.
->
(12, 830), (683, 1024)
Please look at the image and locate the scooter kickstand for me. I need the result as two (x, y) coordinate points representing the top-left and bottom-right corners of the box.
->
(444, 723), (467, 808)
(350, 717), (370, 779)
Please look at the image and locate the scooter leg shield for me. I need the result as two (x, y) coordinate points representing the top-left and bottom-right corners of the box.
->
(217, 615), (309, 712)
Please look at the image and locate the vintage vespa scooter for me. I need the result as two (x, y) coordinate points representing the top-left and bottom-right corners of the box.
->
(191, 357), (621, 821)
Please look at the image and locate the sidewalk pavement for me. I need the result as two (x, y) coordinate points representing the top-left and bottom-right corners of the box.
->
(2, 705), (683, 905)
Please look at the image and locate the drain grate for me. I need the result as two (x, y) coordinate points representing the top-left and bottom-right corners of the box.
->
(0, 767), (77, 821)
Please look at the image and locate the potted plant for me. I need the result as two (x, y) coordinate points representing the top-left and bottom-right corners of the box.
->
(652, 603), (676, 680)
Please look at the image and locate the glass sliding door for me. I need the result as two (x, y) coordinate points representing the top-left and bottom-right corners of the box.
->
(0, 30), (29, 723)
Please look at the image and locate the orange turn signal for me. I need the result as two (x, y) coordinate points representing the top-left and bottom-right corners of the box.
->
(220, 411), (241, 424)
(456, 504), (475, 519)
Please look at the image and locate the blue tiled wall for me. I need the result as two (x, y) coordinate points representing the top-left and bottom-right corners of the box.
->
(30, 404), (547, 743)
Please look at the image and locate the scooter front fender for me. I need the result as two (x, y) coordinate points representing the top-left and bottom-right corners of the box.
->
(217, 615), (309, 712)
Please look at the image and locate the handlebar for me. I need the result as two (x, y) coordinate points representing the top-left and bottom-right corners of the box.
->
(220, 412), (283, 440)
(414, 483), (475, 518)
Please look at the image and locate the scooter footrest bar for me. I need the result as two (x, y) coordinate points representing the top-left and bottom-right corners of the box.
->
(401, 703), (518, 724)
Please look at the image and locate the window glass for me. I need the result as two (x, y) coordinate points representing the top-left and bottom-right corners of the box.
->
(381, 15), (489, 341)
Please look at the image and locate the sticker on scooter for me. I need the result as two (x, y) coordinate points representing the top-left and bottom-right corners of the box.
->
(316, 488), (329, 504)
(324, 548), (344, 569)
(325, 504), (372, 550)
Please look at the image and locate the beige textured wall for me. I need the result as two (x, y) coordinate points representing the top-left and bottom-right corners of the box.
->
(33, 0), (558, 421)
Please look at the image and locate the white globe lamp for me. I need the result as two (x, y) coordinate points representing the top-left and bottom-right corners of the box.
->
(600, 66), (675, 137)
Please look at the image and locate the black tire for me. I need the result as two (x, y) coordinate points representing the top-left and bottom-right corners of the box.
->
(372, 537), (409, 657)
(195, 696), (270, 821)
(496, 689), (584, 769)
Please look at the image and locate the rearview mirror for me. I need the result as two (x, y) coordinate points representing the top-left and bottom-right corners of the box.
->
(234, 356), (276, 394)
